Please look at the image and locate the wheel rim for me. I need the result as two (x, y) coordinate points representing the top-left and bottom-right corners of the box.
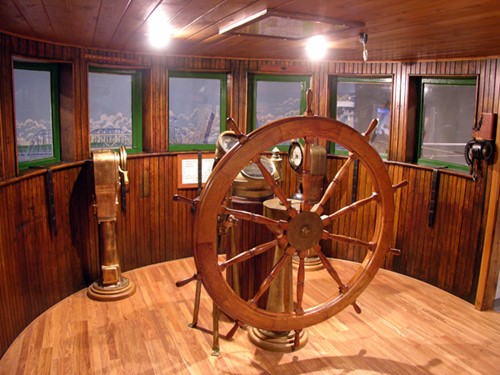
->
(194, 116), (394, 332)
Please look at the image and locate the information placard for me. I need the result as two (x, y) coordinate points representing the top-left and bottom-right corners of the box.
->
(177, 153), (215, 189)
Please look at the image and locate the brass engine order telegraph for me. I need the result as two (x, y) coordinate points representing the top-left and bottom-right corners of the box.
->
(88, 146), (136, 301)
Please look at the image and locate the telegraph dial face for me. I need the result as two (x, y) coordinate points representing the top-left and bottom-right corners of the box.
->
(220, 132), (239, 154)
(241, 156), (276, 179)
(288, 141), (304, 171)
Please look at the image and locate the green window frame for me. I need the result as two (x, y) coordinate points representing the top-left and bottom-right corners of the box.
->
(88, 67), (142, 153)
(329, 76), (392, 157)
(249, 74), (310, 132)
(416, 77), (477, 170)
(168, 71), (227, 151)
(14, 62), (61, 170)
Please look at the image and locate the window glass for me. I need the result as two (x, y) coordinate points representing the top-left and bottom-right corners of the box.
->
(332, 77), (392, 155)
(14, 63), (60, 168)
(250, 75), (309, 131)
(89, 69), (142, 152)
(169, 72), (226, 151)
(419, 78), (476, 167)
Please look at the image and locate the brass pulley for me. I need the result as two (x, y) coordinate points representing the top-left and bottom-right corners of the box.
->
(118, 145), (129, 212)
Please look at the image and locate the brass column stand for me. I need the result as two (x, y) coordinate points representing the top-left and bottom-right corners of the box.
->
(291, 143), (327, 272)
(88, 147), (136, 301)
(248, 198), (308, 352)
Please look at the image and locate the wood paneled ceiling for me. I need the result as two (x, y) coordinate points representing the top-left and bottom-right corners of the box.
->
(1, 0), (500, 61)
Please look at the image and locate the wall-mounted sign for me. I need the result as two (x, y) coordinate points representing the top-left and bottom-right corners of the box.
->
(177, 153), (215, 189)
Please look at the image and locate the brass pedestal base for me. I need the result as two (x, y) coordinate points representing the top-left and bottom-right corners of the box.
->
(87, 277), (136, 301)
(248, 327), (308, 352)
(292, 255), (324, 271)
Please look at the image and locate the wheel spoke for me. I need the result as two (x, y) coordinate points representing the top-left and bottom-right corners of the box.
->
(312, 119), (379, 216)
(249, 245), (295, 306)
(322, 230), (375, 250)
(295, 253), (306, 315)
(317, 252), (362, 314)
(361, 118), (379, 140)
(312, 155), (355, 215)
(322, 193), (378, 226)
(317, 251), (345, 289)
(218, 239), (278, 272)
(318, 251), (361, 314)
(252, 156), (298, 218)
(322, 180), (409, 227)
(221, 206), (288, 231)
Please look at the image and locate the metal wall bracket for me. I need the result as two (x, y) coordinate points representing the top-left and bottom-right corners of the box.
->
(428, 167), (447, 227)
(30, 166), (58, 236)
(351, 159), (360, 204)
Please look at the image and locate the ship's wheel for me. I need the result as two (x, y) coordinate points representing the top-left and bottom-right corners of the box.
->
(194, 108), (397, 333)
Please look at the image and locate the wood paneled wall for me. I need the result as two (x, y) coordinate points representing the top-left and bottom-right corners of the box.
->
(316, 159), (486, 301)
(0, 32), (499, 357)
(0, 156), (201, 357)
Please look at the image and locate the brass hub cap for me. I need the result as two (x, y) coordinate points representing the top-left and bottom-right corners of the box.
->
(287, 212), (323, 251)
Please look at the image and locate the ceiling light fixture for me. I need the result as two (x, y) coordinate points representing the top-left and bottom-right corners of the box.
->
(359, 32), (368, 62)
(305, 35), (328, 61)
(148, 11), (174, 49)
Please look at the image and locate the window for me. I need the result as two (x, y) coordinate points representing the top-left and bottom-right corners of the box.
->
(14, 62), (61, 169)
(88, 68), (142, 152)
(330, 76), (392, 156)
(168, 72), (227, 151)
(417, 78), (476, 168)
(249, 75), (310, 131)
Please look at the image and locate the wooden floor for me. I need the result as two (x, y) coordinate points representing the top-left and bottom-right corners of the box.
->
(1, 257), (500, 375)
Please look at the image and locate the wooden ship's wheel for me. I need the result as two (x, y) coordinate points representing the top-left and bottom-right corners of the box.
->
(194, 107), (399, 333)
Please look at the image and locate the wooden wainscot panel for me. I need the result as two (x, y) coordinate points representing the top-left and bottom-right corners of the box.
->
(475, 111), (500, 310)
(0, 164), (97, 357)
(390, 164), (485, 302)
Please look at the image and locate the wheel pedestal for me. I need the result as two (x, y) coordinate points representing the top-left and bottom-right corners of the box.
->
(248, 198), (308, 352)
(292, 254), (324, 271)
(249, 327), (308, 352)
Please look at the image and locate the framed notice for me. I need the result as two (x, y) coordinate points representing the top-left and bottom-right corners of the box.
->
(177, 153), (215, 189)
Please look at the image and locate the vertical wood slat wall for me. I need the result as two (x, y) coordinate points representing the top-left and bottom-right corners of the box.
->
(0, 32), (499, 357)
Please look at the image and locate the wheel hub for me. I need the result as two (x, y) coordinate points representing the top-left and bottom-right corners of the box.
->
(287, 211), (323, 251)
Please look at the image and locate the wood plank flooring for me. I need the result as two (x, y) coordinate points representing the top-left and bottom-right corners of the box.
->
(1, 257), (499, 374)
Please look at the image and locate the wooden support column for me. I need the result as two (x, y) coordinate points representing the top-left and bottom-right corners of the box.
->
(475, 114), (500, 310)
(0, 34), (16, 179)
